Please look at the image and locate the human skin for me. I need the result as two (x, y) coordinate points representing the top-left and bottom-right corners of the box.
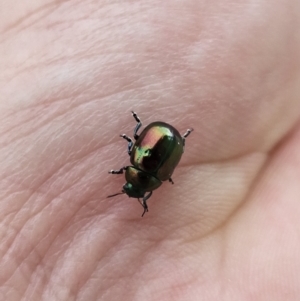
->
(1, 0), (300, 300)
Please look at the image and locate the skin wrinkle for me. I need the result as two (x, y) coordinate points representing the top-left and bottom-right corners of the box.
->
(3, 239), (45, 287)
(262, 80), (300, 149)
(19, 270), (49, 301)
(43, 227), (122, 300)
(163, 155), (266, 249)
(0, 104), (101, 166)
(2, 55), (173, 116)
(4, 145), (106, 210)
(20, 34), (121, 72)
(1, 4), (160, 74)
(0, 149), (113, 293)
(0, 217), (22, 259)
(1, 214), (52, 283)
(0, 110), (106, 180)
(4, 162), (131, 299)
(268, 118), (300, 158)
(43, 3), (150, 36)
(73, 258), (131, 299)
(0, 187), (30, 219)
(1, 253), (38, 299)
(4, 51), (147, 84)
(1, 80), (100, 118)
(74, 239), (158, 300)
(5, 170), (79, 246)
(92, 280), (132, 301)
(22, 229), (80, 301)
(14, 163), (102, 240)
(82, 210), (200, 296)
(0, 0), (74, 35)
(9, 217), (72, 301)
(0, 100), (73, 141)
(134, 255), (202, 300)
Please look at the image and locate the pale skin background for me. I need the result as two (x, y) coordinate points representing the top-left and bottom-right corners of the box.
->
(0, 0), (300, 300)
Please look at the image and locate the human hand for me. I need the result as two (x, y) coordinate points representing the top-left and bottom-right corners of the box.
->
(1, 1), (300, 300)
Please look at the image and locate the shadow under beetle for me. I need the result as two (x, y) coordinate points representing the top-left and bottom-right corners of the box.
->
(108, 111), (193, 217)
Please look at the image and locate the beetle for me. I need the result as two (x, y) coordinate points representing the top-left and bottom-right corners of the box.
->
(108, 111), (193, 217)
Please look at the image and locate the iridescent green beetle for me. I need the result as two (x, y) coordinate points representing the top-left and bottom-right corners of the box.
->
(108, 111), (193, 217)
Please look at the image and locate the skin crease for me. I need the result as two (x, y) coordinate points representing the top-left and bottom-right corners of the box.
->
(0, 0), (300, 300)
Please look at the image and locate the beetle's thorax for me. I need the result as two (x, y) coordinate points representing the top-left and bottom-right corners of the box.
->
(122, 183), (145, 198)
(124, 166), (162, 195)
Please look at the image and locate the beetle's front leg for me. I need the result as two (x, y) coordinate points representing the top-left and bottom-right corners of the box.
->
(120, 134), (133, 155)
(131, 111), (142, 140)
(109, 166), (128, 174)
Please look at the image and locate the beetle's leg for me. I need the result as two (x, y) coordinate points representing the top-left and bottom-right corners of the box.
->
(182, 128), (193, 139)
(182, 128), (194, 151)
(131, 111), (142, 140)
(109, 166), (128, 174)
(169, 178), (174, 185)
(120, 134), (133, 155)
(138, 191), (152, 217)
(137, 199), (148, 217)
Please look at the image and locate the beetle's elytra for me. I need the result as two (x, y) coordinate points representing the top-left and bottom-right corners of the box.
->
(108, 111), (193, 217)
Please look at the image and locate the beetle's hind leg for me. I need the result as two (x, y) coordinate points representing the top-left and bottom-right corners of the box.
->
(131, 111), (142, 140)
(169, 178), (174, 185)
(109, 166), (128, 174)
(120, 134), (133, 155)
(182, 128), (193, 151)
(182, 128), (193, 139)
(138, 191), (152, 217)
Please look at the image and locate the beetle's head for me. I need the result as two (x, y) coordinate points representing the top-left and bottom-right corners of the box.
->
(122, 183), (145, 198)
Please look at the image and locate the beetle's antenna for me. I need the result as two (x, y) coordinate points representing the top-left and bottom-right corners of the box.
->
(107, 192), (125, 198)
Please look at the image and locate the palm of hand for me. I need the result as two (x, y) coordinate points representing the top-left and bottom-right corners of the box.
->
(0, 1), (300, 300)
